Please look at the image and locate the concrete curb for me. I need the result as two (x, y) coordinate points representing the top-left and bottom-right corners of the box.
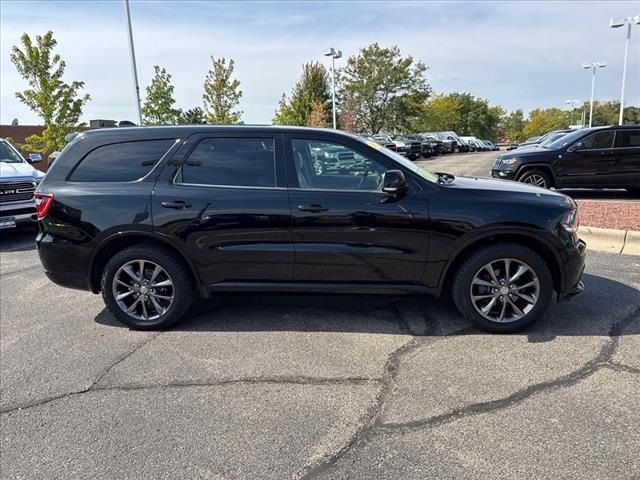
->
(578, 226), (640, 256)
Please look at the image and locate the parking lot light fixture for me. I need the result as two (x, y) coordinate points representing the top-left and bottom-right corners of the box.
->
(583, 62), (607, 127)
(610, 15), (640, 125)
(324, 47), (342, 129)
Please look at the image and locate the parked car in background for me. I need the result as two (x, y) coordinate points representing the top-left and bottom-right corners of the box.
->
(404, 134), (434, 158)
(392, 136), (422, 160)
(492, 125), (640, 191)
(0, 138), (45, 230)
(461, 136), (487, 152)
(374, 134), (405, 156)
(364, 135), (396, 152)
(444, 132), (470, 153)
(36, 125), (585, 333)
(517, 130), (572, 149)
(483, 140), (500, 151)
(424, 132), (454, 153)
(420, 134), (445, 155)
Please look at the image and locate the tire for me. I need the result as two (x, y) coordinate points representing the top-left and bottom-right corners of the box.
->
(452, 243), (553, 333)
(518, 169), (552, 189)
(101, 244), (195, 330)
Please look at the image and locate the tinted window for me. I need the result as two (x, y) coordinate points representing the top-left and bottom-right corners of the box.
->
(614, 130), (640, 148)
(70, 139), (174, 182)
(581, 131), (614, 149)
(181, 138), (275, 187)
(291, 139), (387, 191)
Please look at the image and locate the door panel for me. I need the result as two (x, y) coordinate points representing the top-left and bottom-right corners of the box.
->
(285, 136), (429, 284)
(557, 131), (615, 187)
(613, 129), (640, 187)
(152, 134), (293, 286)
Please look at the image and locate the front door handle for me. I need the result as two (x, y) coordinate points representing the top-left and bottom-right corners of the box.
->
(161, 200), (192, 209)
(298, 204), (328, 213)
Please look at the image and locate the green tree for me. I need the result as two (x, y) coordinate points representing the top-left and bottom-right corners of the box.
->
(340, 43), (430, 134)
(499, 109), (527, 143)
(177, 107), (205, 125)
(10, 31), (90, 154)
(142, 65), (181, 125)
(202, 57), (243, 124)
(522, 108), (571, 139)
(419, 93), (501, 139)
(273, 62), (330, 126)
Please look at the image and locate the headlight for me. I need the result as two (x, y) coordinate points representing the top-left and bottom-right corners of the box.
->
(561, 209), (579, 233)
(500, 158), (519, 166)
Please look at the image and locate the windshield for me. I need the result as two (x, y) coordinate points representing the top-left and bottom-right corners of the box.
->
(356, 136), (438, 183)
(546, 129), (588, 149)
(539, 131), (567, 147)
(0, 141), (26, 164)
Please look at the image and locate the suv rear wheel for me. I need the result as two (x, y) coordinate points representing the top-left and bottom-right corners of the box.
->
(452, 243), (553, 333)
(519, 169), (552, 189)
(101, 245), (195, 330)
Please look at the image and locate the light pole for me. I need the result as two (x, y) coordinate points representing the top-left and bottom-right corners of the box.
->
(124, 0), (143, 126)
(565, 99), (581, 126)
(610, 15), (640, 125)
(583, 62), (607, 127)
(324, 47), (342, 129)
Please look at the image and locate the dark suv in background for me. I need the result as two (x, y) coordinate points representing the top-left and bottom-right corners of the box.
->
(36, 126), (585, 333)
(492, 126), (640, 191)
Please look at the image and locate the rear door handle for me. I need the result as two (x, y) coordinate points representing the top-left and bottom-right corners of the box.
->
(298, 204), (328, 213)
(161, 200), (192, 209)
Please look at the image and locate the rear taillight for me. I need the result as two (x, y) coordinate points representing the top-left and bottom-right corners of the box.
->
(35, 193), (54, 220)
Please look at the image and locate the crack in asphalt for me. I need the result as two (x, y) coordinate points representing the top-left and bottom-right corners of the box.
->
(298, 304), (640, 479)
(606, 363), (640, 374)
(0, 332), (162, 414)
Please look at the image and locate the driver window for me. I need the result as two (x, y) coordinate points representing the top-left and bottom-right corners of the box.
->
(291, 139), (386, 191)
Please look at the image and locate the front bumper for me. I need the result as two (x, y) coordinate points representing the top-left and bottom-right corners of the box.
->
(558, 239), (587, 301)
(491, 168), (517, 180)
(0, 200), (37, 228)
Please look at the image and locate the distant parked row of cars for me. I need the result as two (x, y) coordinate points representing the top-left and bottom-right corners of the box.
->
(365, 132), (498, 160)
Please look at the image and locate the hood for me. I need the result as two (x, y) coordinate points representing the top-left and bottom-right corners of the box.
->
(442, 174), (572, 205)
(0, 161), (44, 182)
(499, 147), (558, 160)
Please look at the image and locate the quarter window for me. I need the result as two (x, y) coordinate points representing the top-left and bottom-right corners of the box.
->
(291, 139), (386, 191)
(614, 130), (640, 148)
(181, 138), (275, 187)
(580, 131), (614, 150)
(70, 139), (175, 182)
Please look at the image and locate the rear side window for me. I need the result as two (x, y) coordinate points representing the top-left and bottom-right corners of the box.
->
(69, 139), (175, 182)
(581, 131), (614, 150)
(614, 130), (640, 148)
(180, 137), (275, 187)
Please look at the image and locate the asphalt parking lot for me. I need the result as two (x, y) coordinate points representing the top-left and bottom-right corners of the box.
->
(2, 223), (640, 479)
(418, 151), (640, 202)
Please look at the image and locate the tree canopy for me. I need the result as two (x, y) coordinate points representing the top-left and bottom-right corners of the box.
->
(142, 65), (181, 125)
(203, 57), (243, 124)
(10, 31), (90, 153)
(339, 43), (430, 134)
(273, 62), (330, 126)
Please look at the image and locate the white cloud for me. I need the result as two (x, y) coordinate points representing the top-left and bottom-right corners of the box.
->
(1, 0), (638, 125)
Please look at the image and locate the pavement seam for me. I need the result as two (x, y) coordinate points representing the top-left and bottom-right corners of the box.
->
(299, 304), (640, 478)
(0, 264), (42, 278)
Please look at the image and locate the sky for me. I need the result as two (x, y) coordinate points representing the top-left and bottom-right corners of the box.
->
(1, 0), (639, 126)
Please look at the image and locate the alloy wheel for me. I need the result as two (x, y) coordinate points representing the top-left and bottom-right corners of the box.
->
(112, 260), (175, 321)
(522, 174), (547, 188)
(469, 258), (540, 323)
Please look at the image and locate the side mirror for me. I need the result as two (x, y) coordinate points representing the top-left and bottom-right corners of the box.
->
(568, 141), (584, 153)
(28, 153), (42, 163)
(382, 170), (407, 195)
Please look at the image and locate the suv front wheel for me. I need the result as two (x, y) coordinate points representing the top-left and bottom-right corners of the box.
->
(452, 243), (553, 333)
(101, 245), (195, 330)
(519, 169), (552, 189)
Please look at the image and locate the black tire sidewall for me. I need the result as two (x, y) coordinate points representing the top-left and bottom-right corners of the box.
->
(101, 246), (194, 330)
(452, 243), (553, 333)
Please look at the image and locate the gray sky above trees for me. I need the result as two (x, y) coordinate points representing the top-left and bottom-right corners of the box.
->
(1, 0), (638, 125)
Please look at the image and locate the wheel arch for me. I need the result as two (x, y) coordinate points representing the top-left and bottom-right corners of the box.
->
(88, 232), (204, 296)
(437, 230), (563, 298)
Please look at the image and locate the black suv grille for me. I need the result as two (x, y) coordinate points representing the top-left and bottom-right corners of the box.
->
(0, 181), (36, 204)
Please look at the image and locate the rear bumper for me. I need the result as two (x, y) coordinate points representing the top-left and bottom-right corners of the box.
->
(36, 231), (92, 291)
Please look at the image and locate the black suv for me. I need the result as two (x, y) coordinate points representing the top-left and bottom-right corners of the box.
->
(36, 126), (586, 333)
(492, 126), (640, 191)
